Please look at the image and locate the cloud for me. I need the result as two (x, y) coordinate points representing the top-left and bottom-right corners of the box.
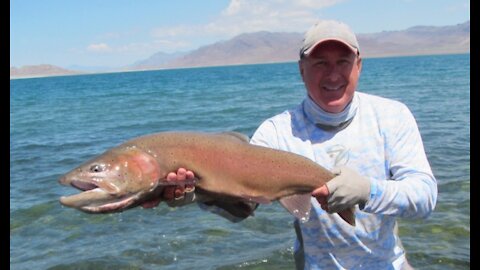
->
(151, 0), (346, 49)
(153, 39), (190, 50)
(90, 0), (347, 58)
(87, 43), (112, 52)
(222, 0), (342, 16)
(217, 0), (346, 33)
(151, 25), (195, 39)
(445, 1), (470, 13)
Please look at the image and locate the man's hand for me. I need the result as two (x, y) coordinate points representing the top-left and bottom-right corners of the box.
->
(141, 168), (258, 221)
(312, 166), (371, 213)
(141, 168), (196, 208)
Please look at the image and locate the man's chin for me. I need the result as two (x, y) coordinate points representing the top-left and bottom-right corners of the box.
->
(309, 92), (352, 113)
(323, 95), (354, 113)
(322, 100), (348, 113)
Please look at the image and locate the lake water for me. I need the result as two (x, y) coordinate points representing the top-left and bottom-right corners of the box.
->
(10, 53), (470, 269)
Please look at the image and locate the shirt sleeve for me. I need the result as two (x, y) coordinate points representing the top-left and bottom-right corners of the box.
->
(363, 105), (438, 218)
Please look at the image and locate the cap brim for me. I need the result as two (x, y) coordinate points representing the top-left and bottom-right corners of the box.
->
(303, 38), (359, 56)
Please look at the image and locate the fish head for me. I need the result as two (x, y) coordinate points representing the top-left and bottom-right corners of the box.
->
(59, 146), (162, 213)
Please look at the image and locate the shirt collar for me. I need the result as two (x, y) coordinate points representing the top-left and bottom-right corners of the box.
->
(302, 93), (358, 131)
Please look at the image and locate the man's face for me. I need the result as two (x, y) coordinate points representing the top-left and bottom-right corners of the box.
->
(299, 41), (362, 113)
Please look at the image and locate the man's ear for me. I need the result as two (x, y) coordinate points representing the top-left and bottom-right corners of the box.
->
(298, 59), (305, 81)
(357, 57), (362, 74)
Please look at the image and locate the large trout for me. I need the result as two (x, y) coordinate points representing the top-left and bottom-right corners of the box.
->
(59, 131), (355, 225)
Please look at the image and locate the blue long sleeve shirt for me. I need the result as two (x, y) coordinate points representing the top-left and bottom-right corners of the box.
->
(249, 91), (437, 269)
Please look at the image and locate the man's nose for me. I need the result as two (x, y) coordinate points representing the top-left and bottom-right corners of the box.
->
(325, 65), (341, 81)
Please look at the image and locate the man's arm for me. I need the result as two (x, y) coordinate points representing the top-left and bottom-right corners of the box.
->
(363, 105), (437, 218)
(314, 105), (437, 219)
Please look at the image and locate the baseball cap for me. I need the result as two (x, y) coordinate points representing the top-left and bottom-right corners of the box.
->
(299, 20), (360, 58)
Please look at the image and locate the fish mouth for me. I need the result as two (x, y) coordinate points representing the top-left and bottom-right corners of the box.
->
(71, 180), (99, 191)
(59, 179), (140, 214)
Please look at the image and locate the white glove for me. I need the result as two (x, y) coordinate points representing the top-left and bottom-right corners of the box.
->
(325, 166), (371, 213)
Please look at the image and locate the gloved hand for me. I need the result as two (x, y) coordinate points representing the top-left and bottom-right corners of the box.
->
(312, 166), (371, 213)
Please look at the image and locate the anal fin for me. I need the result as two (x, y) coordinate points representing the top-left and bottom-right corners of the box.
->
(279, 194), (312, 223)
(280, 194), (357, 226)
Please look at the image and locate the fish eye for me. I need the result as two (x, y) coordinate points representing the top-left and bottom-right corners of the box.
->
(90, 164), (105, 173)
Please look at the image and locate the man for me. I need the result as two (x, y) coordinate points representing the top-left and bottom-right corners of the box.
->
(147, 20), (437, 269)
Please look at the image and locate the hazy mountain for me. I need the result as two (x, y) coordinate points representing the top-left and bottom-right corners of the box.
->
(139, 20), (469, 70)
(358, 21), (470, 57)
(10, 64), (84, 79)
(12, 21), (469, 78)
(66, 64), (117, 73)
(129, 51), (187, 70)
(163, 32), (302, 68)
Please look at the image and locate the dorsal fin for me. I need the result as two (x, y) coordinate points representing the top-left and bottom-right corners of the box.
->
(220, 131), (250, 143)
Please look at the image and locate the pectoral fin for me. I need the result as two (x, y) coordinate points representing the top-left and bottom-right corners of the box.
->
(220, 131), (250, 142)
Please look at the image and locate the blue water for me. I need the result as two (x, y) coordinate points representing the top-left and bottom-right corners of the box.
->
(10, 54), (470, 269)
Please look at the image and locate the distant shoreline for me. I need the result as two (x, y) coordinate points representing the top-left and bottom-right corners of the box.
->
(10, 52), (469, 80)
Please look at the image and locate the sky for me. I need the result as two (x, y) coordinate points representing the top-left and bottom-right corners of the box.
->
(10, 0), (470, 69)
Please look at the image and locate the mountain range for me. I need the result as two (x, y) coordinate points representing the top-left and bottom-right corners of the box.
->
(10, 64), (85, 79)
(10, 21), (469, 78)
